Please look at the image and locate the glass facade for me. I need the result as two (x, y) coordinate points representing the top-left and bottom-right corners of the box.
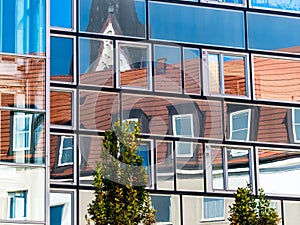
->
(1, 0), (300, 224)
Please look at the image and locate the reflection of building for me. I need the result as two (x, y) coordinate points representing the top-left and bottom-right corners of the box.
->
(3, 0), (300, 225)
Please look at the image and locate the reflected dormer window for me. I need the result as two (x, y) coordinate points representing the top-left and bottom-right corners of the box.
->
(229, 109), (251, 141)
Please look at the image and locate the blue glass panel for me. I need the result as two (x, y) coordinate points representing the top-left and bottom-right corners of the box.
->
(0, 0), (45, 54)
(151, 196), (171, 222)
(248, 13), (300, 53)
(295, 125), (300, 140)
(231, 129), (248, 140)
(203, 198), (224, 219)
(251, 0), (300, 12)
(50, 205), (64, 225)
(50, 37), (73, 78)
(149, 2), (245, 48)
(79, 0), (146, 38)
(51, 0), (72, 28)
(294, 109), (300, 123)
(232, 111), (248, 130)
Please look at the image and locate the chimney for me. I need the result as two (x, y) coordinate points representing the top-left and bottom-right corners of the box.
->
(156, 57), (167, 74)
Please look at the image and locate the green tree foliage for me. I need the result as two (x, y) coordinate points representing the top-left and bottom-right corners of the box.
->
(86, 121), (156, 225)
(228, 184), (280, 225)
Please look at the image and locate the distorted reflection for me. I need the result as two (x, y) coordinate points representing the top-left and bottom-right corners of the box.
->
(79, 0), (146, 38)
(50, 192), (73, 225)
(79, 37), (113, 87)
(258, 148), (300, 196)
(251, 0), (300, 12)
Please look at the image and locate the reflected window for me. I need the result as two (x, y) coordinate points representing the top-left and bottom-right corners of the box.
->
(13, 114), (32, 151)
(58, 136), (74, 166)
(251, 0), (300, 12)
(8, 191), (27, 219)
(151, 195), (171, 223)
(203, 197), (224, 221)
(50, 36), (74, 83)
(136, 141), (153, 187)
(122, 108), (151, 133)
(173, 114), (193, 157)
(230, 109), (251, 141)
(117, 42), (151, 90)
(154, 45), (181, 93)
(292, 108), (300, 143)
(0, 0), (45, 54)
(50, 192), (73, 225)
(203, 51), (248, 97)
(206, 145), (251, 191)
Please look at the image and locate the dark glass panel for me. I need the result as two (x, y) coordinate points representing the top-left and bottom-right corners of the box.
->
(79, 0), (145, 38)
(149, 2), (245, 48)
(50, 37), (74, 83)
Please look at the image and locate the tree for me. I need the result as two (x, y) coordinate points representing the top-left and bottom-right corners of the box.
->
(86, 121), (156, 225)
(228, 184), (280, 225)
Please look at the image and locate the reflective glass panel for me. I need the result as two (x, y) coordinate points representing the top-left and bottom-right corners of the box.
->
(248, 13), (300, 54)
(230, 109), (250, 141)
(183, 48), (201, 95)
(0, 55), (45, 109)
(0, 111), (45, 164)
(283, 201), (300, 225)
(258, 148), (300, 196)
(254, 55), (300, 102)
(149, 2), (245, 48)
(293, 108), (300, 142)
(227, 147), (250, 190)
(79, 38), (113, 87)
(210, 145), (224, 190)
(0, 165), (45, 221)
(79, 0), (146, 38)
(50, 134), (75, 183)
(151, 194), (180, 224)
(79, 91), (119, 131)
(79, 135), (103, 185)
(50, 36), (74, 83)
(122, 94), (223, 139)
(118, 42), (151, 90)
(50, 192), (73, 225)
(50, 0), (72, 28)
(251, 0), (300, 12)
(156, 140), (174, 190)
(176, 143), (204, 191)
(50, 90), (73, 127)
(208, 54), (220, 94)
(79, 190), (94, 225)
(154, 45), (181, 93)
(0, 0), (45, 55)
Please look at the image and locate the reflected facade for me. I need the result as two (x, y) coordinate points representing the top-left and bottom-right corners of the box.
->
(45, 0), (300, 224)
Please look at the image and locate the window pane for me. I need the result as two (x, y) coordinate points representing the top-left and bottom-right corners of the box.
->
(50, 0), (72, 28)
(0, 165), (45, 221)
(203, 198), (224, 219)
(79, 38), (113, 87)
(50, 192), (73, 225)
(50, 90), (73, 127)
(254, 56), (300, 102)
(0, 0), (45, 55)
(154, 45), (181, 93)
(118, 42), (150, 90)
(174, 115), (192, 136)
(50, 37), (74, 83)
(251, 0), (300, 12)
(294, 109), (300, 123)
(156, 141), (174, 190)
(248, 13), (300, 54)
(149, 2), (245, 48)
(211, 146), (224, 190)
(232, 112), (248, 130)
(79, 0), (146, 38)
(183, 48), (201, 95)
(208, 54), (220, 94)
(224, 55), (246, 96)
(79, 90), (119, 131)
(50, 134), (74, 183)
(0, 55), (45, 109)
(176, 143), (204, 191)
(231, 129), (248, 141)
(227, 148), (250, 190)
(258, 148), (300, 196)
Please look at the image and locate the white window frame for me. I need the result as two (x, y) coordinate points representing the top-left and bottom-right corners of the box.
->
(13, 114), (32, 151)
(172, 114), (194, 157)
(7, 190), (28, 219)
(292, 108), (300, 143)
(205, 144), (253, 192)
(203, 50), (250, 99)
(229, 109), (251, 142)
(116, 41), (152, 91)
(58, 136), (74, 166)
(202, 197), (225, 221)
